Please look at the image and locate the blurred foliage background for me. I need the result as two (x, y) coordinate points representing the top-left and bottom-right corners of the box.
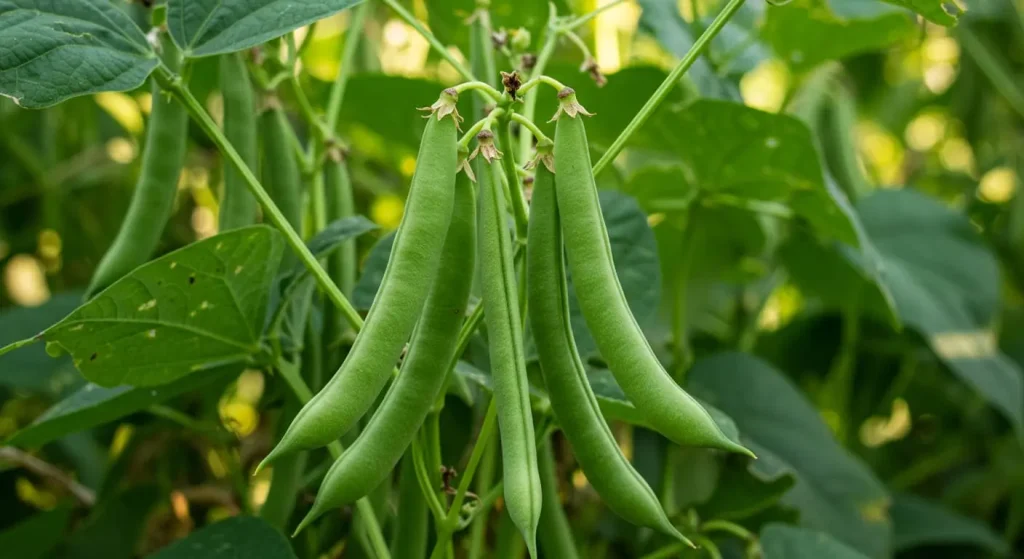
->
(2, 0), (1024, 557)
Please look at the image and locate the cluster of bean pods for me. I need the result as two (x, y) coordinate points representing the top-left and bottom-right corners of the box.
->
(257, 83), (753, 555)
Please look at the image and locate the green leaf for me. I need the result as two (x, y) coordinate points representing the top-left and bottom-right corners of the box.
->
(699, 463), (797, 522)
(44, 226), (282, 387)
(150, 516), (297, 558)
(882, 0), (963, 25)
(688, 353), (891, 558)
(630, 99), (860, 245)
(65, 485), (161, 559)
(166, 0), (362, 57)
(891, 493), (1010, 555)
(0, 505), (73, 559)
(622, 165), (699, 214)
(763, 0), (917, 70)
(636, 0), (741, 100)
(0, 293), (84, 396)
(760, 524), (870, 559)
(0, 0), (157, 108)
(352, 231), (394, 310)
(7, 364), (240, 448)
(282, 216), (377, 280)
(856, 189), (1024, 436)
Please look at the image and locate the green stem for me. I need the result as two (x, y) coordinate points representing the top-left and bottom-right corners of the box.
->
(561, 29), (594, 63)
(380, 0), (475, 81)
(326, 1), (371, 130)
(640, 542), (691, 559)
(474, 5), (499, 86)
(820, 300), (860, 443)
(148, 404), (224, 439)
(156, 66), (366, 334)
(702, 519), (756, 542)
(562, 0), (626, 30)
(518, 4), (560, 163)
(431, 400), (499, 558)
(0, 336), (39, 358)
(460, 108), (506, 148)
(412, 434), (448, 520)
(591, 0), (747, 177)
(519, 75), (568, 95)
(273, 358), (390, 558)
(692, 535), (723, 559)
(454, 81), (504, 102)
(467, 436), (498, 559)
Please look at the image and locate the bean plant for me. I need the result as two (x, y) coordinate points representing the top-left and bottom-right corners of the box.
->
(0, 0), (1021, 558)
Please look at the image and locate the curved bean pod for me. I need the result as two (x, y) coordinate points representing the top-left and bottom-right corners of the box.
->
(260, 110), (458, 467)
(553, 106), (751, 456)
(536, 439), (580, 559)
(295, 167), (475, 531)
(477, 157), (541, 558)
(85, 78), (188, 298)
(218, 53), (259, 231)
(528, 161), (688, 541)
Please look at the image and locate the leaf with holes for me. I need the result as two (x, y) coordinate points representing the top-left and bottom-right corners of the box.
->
(0, 0), (158, 108)
(44, 226), (283, 387)
(167, 0), (363, 57)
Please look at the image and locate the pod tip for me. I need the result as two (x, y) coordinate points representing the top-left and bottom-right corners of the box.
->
(292, 508), (319, 537)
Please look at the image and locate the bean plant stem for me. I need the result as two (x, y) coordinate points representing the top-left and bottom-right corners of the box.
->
(156, 66), (366, 334)
(474, 4), (499, 86)
(959, 26), (1024, 121)
(273, 359), (391, 558)
(326, 1), (371, 130)
(510, 113), (552, 146)
(380, 0), (476, 82)
(563, 0), (627, 30)
(702, 519), (756, 542)
(591, 0), (747, 176)
(430, 400), (499, 559)
(518, 6), (560, 163)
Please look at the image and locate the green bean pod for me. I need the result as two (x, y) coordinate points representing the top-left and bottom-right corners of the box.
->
(258, 98), (302, 231)
(294, 167), (475, 532)
(552, 105), (751, 456)
(85, 78), (188, 298)
(390, 453), (429, 559)
(528, 162), (688, 540)
(324, 148), (358, 298)
(536, 439), (580, 559)
(218, 53), (259, 231)
(260, 110), (459, 468)
(477, 157), (541, 558)
(821, 85), (871, 201)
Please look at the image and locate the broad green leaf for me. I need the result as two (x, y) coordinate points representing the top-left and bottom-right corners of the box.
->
(883, 0), (963, 25)
(622, 164), (699, 214)
(699, 463), (797, 521)
(7, 365), (240, 448)
(45, 226), (283, 387)
(167, 0), (362, 57)
(763, 0), (917, 70)
(630, 99), (860, 245)
(855, 189), (1024, 436)
(282, 216), (378, 280)
(0, 0), (157, 108)
(65, 485), (161, 559)
(352, 231), (395, 310)
(0, 293), (84, 396)
(891, 493), (1010, 555)
(761, 524), (870, 559)
(688, 353), (891, 558)
(150, 516), (297, 558)
(636, 0), (741, 100)
(0, 505), (73, 559)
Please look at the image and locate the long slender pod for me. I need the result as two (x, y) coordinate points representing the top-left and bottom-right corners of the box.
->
(323, 147), (358, 369)
(260, 95), (459, 468)
(85, 42), (188, 298)
(477, 154), (541, 557)
(536, 439), (580, 559)
(295, 166), (475, 531)
(218, 52), (259, 231)
(259, 98), (303, 231)
(527, 159), (689, 542)
(552, 90), (751, 456)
